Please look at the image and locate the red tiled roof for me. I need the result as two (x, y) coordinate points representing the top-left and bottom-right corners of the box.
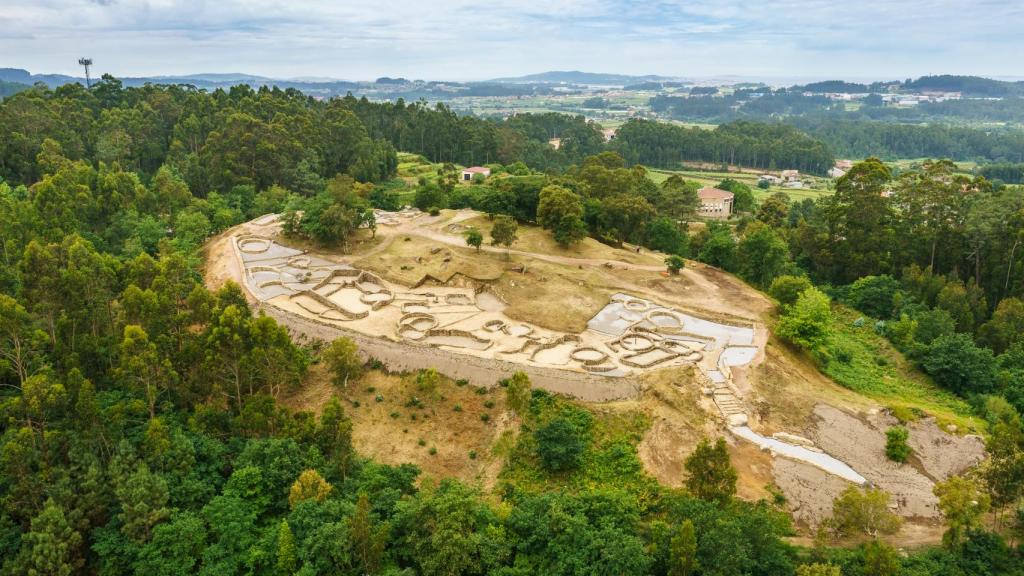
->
(462, 166), (490, 173)
(698, 187), (734, 200)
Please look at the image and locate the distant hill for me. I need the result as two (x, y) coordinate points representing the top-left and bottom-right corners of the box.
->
(0, 68), (82, 86)
(903, 75), (1024, 97)
(797, 80), (872, 93)
(0, 80), (30, 98)
(147, 72), (274, 83)
(489, 70), (677, 86)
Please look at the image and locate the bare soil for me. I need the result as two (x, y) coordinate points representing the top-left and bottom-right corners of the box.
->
(281, 364), (516, 490)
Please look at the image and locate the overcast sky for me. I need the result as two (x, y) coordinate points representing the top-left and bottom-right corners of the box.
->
(2, 0), (1022, 81)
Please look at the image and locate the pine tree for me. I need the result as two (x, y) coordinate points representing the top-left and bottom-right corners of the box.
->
(115, 463), (170, 542)
(684, 437), (737, 504)
(17, 499), (83, 576)
(349, 493), (387, 574)
(668, 519), (698, 576)
(276, 519), (297, 575)
(505, 371), (532, 418)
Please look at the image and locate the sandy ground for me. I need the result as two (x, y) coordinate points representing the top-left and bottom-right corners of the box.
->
(779, 405), (986, 521)
(866, 411), (986, 480)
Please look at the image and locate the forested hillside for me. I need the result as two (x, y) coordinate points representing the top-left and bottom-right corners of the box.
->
(1, 77), (1023, 576)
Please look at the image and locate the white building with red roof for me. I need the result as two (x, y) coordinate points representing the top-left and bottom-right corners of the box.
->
(697, 187), (734, 219)
(461, 166), (491, 181)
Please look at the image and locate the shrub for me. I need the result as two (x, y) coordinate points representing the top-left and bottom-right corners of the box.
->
(847, 275), (901, 319)
(535, 416), (589, 472)
(885, 426), (911, 463)
(768, 275), (812, 309)
(776, 287), (833, 357)
(830, 486), (902, 537)
(922, 333), (997, 395)
(683, 437), (737, 504)
(416, 368), (441, 394)
(665, 254), (685, 275)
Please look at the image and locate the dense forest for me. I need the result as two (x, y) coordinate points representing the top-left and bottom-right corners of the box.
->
(612, 119), (835, 174)
(789, 118), (1024, 163)
(2, 78), (1024, 575)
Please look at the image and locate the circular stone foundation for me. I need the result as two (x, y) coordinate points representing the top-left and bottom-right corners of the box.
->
(238, 237), (271, 253)
(623, 299), (649, 312)
(506, 325), (534, 337)
(618, 311), (643, 323)
(570, 347), (609, 364)
(398, 327), (425, 340)
(361, 292), (393, 305)
(647, 310), (683, 330)
(619, 333), (655, 352)
(399, 313), (438, 332)
(483, 319), (506, 332)
(287, 256), (312, 269)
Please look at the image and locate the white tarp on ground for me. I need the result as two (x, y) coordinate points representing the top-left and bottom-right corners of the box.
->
(731, 425), (867, 484)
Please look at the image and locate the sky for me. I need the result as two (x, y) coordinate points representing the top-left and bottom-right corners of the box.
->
(2, 0), (1023, 82)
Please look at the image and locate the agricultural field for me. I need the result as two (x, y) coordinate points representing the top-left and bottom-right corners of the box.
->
(647, 167), (834, 202)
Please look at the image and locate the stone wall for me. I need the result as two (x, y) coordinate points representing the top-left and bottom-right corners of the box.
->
(259, 302), (642, 402)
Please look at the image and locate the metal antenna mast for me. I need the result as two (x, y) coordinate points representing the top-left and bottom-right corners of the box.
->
(78, 58), (93, 88)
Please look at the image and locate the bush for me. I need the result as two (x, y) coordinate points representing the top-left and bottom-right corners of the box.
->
(833, 344), (854, 364)
(922, 333), (997, 395)
(535, 416), (589, 472)
(846, 275), (901, 319)
(416, 368), (441, 394)
(885, 426), (911, 462)
(777, 287), (833, 357)
(665, 254), (685, 275)
(768, 275), (812, 309)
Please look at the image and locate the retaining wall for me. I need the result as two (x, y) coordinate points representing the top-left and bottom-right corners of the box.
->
(259, 302), (641, 402)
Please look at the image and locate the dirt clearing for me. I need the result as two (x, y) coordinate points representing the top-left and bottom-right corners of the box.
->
(282, 365), (516, 490)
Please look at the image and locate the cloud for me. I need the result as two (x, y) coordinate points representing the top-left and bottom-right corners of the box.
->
(0, 0), (1021, 80)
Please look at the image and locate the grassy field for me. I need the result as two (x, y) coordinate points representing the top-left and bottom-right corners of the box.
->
(885, 158), (978, 174)
(646, 167), (833, 203)
(821, 306), (982, 433)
